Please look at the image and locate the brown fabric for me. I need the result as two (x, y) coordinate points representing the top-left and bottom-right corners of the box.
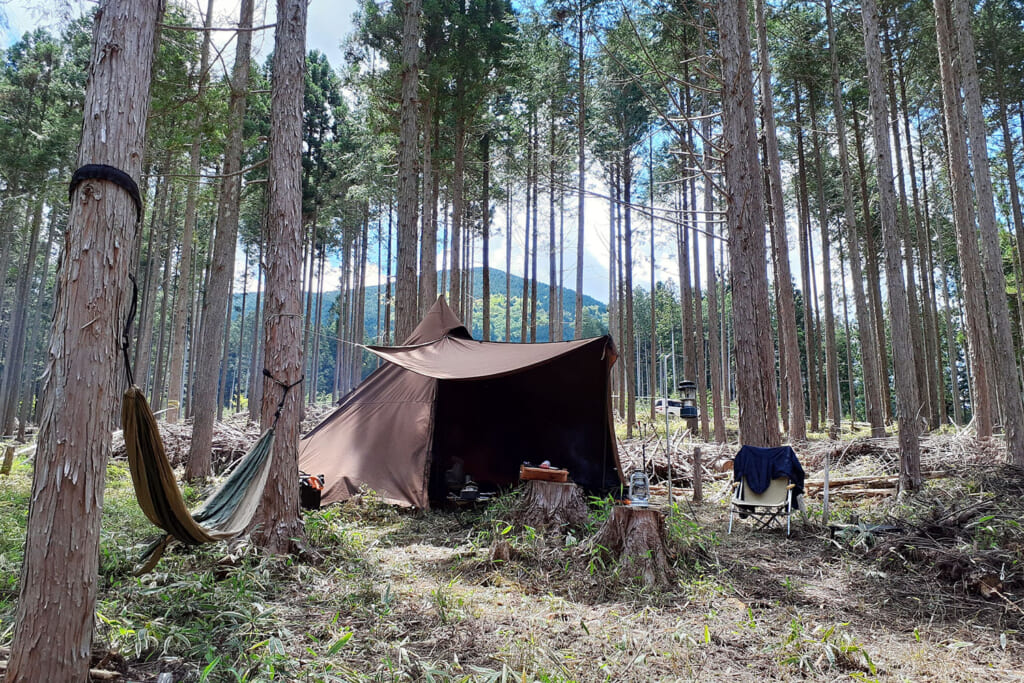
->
(123, 384), (276, 568)
(299, 296), (622, 508)
(367, 334), (613, 380)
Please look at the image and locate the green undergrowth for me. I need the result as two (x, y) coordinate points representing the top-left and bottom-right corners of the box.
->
(3, 446), (1022, 680)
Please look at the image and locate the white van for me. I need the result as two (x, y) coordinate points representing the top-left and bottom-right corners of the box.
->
(654, 398), (683, 417)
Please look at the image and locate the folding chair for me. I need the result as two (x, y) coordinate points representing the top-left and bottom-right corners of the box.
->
(728, 476), (795, 535)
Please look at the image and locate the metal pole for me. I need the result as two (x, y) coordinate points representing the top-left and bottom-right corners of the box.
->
(663, 353), (672, 513)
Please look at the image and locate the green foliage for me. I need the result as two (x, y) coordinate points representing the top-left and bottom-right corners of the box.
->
(776, 617), (877, 677)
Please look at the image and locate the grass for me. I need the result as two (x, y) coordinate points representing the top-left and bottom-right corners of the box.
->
(2, 428), (1024, 681)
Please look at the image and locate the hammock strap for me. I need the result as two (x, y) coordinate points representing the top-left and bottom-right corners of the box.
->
(262, 368), (303, 429)
(121, 274), (139, 387)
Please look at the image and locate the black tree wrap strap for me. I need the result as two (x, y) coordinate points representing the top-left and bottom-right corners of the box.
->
(69, 164), (143, 223)
(122, 274), (139, 386)
(262, 368), (304, 428)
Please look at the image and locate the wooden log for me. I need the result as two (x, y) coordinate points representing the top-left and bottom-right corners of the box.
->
(511, 480), (588, 532)
(591, 505), (672, 589)
(649, 485), (689, 499)
(712, 457), (734, 473)
(810, 488), (896, 498)
(692, 447), (703, 504)
(804, 471), (946, 491)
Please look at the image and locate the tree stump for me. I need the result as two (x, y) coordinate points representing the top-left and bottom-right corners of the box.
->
(510, 480), (588, 532)
(592, 506), (673, 589)
(0, 445), (13, 476)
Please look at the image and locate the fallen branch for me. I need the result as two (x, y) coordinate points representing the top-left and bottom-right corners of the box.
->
(813, 487), (897, 498)
(805, 471), (947, 490)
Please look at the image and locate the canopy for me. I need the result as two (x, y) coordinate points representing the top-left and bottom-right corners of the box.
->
(299, 296), (621, 508)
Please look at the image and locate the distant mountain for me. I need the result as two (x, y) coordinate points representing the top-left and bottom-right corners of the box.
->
(231, 268), (609, 344)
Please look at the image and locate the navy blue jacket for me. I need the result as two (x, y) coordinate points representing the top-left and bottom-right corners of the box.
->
(733, 445), (805, 496)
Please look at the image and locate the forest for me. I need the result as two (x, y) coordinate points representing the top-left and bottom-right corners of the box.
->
(2, 0), (1024, 679)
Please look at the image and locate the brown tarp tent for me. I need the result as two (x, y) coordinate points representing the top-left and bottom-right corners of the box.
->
(298, 296), (622, 508)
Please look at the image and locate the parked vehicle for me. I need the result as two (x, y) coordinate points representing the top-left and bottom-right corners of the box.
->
(654, 398), (683, 417)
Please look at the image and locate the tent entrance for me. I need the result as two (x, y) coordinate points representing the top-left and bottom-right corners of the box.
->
(426, 352), (617, 504)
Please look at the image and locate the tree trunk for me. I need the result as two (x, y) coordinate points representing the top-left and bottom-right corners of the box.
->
(0, 198), (43, 434)
(185, 0), (253, 480)
(505, 164), (512, 341)
(25, 207), (59, 430)
(825, 0), (885, 437)
(166, 0), (214, 423)
(247, 231), (265, 422)
(551, 120), (559, 345)
(623, 152), (637, 437)
(933, 0), (995, 439)
(150, 186), (178, 413)
(648, 143), (657, 420)
(7, 1), (162, 679)
(216, 276), (233, 421)
(393, 0), (421, 342)
(133, 159), (171, 394)
(482, 132), (491, 340)
(884, 38), (930, 431)
(861, 0), (922, 489)
(591, 506), (672, 590)
(522, 121), (532, 342)
(235, 244), (250, 412)
(755, 0), (805, 442)
(450, 107), (466, 321)
(691, 190), (710, 441)
(608, 164), (619, 414)
(511, 480), (588, 532)
(250, 0), (307, 553)
(941, 256), (964, 425)
(808, 93), (841, 438)
(419, 93), (437, 317)
(716, 0), (780, 448)
(794, 86), (819, 434)
(530, 113), (539, 343)
(575, 1), (586, 339)
(950, 0), (1024, 463)
(852, 111), (894, 422)
(383, 205), (393, 345)
(996, 80), (1024, 367)
(676, 183), (695, 404)
(919, 151), (948, 427)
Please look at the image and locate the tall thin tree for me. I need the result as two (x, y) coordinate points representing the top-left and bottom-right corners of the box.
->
(7, 1), (164, 679)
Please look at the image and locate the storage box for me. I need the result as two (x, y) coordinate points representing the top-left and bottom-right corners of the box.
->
(519, 465), (569, 482)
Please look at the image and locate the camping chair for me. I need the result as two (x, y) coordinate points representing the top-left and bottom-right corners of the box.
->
(727, 444), (805, 536)
(728, 476), (795, 535)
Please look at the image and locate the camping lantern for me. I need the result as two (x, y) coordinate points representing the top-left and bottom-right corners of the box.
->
(677, 380), (699, 419)
(628, 470), (650, 507)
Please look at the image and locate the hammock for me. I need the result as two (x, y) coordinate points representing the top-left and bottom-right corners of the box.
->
(118, 273), (301, 573)
(122, 385), (278, 574)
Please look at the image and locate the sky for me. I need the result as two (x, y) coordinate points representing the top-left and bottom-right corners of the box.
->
(0, 0), (696, 306)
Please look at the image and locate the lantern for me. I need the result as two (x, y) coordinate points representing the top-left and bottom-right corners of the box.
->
(628, 470), (650, 507)
(677, 380), (699, 418)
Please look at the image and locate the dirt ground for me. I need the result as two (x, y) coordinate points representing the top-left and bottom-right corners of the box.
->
(234, 431), (1023, 682)
(83, 422), (1024, 681)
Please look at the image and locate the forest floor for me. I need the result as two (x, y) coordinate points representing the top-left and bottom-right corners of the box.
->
(2, 413), (1024, 682)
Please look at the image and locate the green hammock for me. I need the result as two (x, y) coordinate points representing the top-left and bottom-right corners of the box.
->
(122, 385), (276, 574)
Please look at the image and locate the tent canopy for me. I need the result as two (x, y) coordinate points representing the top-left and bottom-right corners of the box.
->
(299, 297), (622, 508)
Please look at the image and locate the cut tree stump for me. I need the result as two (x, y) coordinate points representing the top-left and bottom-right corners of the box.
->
(511, 480), (588, 532)
(0, 445), (13, 476)
(591, 505), (673, 589)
